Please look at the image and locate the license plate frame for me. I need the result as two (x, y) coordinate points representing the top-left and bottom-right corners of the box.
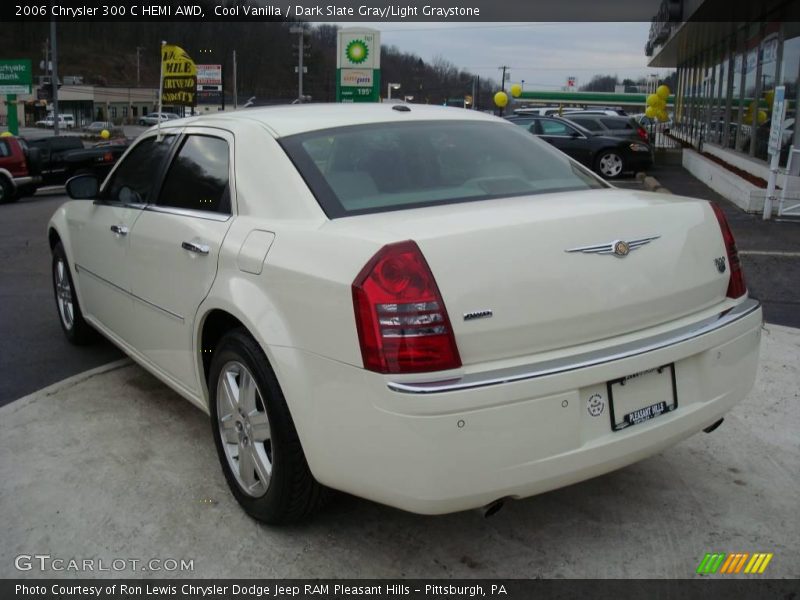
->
(607, 364), (678, 432)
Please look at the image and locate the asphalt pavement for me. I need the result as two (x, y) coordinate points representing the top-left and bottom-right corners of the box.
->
(0, 192), (123, 406)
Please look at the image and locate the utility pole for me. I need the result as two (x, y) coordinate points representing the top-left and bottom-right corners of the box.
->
(498, 66), (509, 117)
(290, 26), (305, 102)
(232, 50), (237, 109)
(51, 20), (59, 136)
(136, 46), (144, 86)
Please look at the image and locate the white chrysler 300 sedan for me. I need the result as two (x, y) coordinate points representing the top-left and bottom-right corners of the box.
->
(48, 104), (762, 523)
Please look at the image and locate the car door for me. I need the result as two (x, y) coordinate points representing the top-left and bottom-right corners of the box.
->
(70, 134), (177, 344)
(127, 128), (235, 393)
(534, 118), (593, 166)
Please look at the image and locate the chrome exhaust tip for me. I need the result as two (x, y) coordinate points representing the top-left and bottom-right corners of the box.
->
(703, 418), (724, 434)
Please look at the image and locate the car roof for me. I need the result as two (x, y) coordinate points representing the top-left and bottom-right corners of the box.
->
(156, 103), (500, 138)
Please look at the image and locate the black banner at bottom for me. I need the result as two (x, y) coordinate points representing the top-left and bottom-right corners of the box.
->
(3, 579), (799, 600)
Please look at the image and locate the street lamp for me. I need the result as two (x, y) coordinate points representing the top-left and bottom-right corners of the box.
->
(387, 82), (401, 100)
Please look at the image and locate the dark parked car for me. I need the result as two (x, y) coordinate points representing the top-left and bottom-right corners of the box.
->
(507, 115), (653, 179)
(0, 136), (42, 203)
(563, 114), (650, 143)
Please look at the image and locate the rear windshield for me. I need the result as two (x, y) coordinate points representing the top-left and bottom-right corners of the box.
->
(281, 120), (607, 218)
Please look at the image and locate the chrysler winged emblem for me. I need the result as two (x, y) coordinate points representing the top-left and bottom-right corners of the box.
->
(565, 236), (660, 258)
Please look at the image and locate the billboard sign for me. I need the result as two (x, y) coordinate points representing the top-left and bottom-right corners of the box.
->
(0, 59), (32, 94)
(197, 64), (222, 86)
(336, 28), (380, 103)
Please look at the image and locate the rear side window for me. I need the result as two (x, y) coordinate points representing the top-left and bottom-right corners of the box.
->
(0, 140), (10, 157)
(281, 120), (606, 218)
(570, 118), (603, 132)
(601, 118), (633, 130)
(104, 135), (176, 204)
(157, 135), (230, 214)
(539, 120), (576, 135)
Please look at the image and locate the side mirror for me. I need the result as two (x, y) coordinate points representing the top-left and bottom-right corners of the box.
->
(570, 131), (581, 139)
(65, 174), (99, 200)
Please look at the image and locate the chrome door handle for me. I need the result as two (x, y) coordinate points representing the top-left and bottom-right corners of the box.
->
(110, 225), (128, 236)
(181, 241), (210, 255)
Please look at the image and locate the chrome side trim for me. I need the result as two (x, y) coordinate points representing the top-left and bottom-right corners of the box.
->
(387, 298), (761, 394)
(75, 263), (185, 323)
(144, 204), (231, 222)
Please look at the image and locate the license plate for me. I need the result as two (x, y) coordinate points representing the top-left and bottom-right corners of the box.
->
(608, 364), (677, 431)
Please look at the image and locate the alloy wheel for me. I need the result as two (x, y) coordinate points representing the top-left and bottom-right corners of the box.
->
(54, 258), (75, 330)
(216, 361), (273, 497)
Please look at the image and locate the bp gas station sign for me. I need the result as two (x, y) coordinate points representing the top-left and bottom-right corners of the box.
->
(336, 28), (380, 103)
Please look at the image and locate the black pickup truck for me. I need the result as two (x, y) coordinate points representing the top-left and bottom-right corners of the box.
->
(23, 136), (129, 192)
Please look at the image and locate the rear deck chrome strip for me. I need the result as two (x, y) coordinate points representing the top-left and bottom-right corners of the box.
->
(387, 298), (761, 394)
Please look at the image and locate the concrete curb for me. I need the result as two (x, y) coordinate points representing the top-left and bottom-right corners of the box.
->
(640, 173), (672, 195)
(0, 358), (131, 416)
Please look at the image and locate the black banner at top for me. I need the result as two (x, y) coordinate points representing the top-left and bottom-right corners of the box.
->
(4, 0), (800, 22)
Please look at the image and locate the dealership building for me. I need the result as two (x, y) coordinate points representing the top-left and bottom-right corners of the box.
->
(645, 0), (799, 211)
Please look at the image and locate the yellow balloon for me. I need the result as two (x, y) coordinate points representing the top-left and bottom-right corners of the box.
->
(646, 93), (660, 107)
(764, 89), (775, 108)
(0, 131), (12, 137)
(656, 85), (670, 100)
(494, 91), (509, 108)
(654, 96), (667, 110)
(645, 106), (657, 119)
(657, 110), (669, 122)
(100, 129), (110, 139)
(510, 83), (522, 98)
(756, 111), (768, 125)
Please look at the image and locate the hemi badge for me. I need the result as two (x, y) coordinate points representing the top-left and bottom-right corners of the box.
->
(464, 309), (493, 321)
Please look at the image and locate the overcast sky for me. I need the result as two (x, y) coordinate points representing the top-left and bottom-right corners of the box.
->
(325, 22), (672, 89)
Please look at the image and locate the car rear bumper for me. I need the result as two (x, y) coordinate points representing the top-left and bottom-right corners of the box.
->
(271, 298), (762, 515)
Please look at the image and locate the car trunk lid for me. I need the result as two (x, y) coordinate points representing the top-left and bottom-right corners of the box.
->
(328, 189), (730, 366)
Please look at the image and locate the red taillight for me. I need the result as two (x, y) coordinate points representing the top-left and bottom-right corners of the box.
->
(637, 126), (649, 142)
(710, 202), (746, 298)
(352, 240), (461, 374)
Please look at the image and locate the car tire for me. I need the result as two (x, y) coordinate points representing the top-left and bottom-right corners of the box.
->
(0, 177), (16, 204)
(595, 150), (625, 179)
(52, 242), (96, 345)
(209, 328), (328, 524)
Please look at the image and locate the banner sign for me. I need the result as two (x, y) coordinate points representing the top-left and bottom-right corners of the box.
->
(161, 44), (197, 106)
